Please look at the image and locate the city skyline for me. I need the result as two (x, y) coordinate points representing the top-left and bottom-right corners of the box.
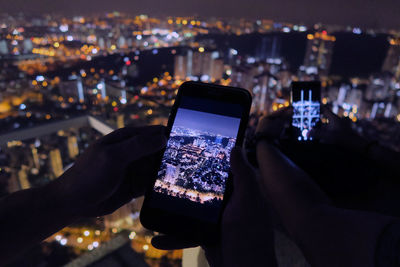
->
(0, 7), (400, 265)
(1, 0), (400, 29)
(154, 113), (236, 205)
(173, 108), (241, 138)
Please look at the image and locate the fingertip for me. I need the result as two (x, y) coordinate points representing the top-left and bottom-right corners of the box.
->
(151, 235), (198, 250)
(150, 236), (164, 249)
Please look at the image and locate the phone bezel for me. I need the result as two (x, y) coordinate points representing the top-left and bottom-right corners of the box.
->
(140, 81), (252, 244)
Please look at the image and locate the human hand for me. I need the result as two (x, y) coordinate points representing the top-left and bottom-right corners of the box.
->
(48, 125), (167, 217)
(256, 107), (293, 141)
(312, 106), (367, 150)
(151, 148), (276, 267)
(256, 139), (394, 267)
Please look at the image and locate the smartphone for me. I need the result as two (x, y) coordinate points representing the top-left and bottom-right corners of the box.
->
(140, 81), (252, 243)
(291, 81), (321, 141)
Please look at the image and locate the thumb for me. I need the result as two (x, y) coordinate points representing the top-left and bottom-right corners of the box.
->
(151, 235), (199, 250)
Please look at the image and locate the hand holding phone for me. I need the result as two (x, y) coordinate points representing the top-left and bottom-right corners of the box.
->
(140, 82), (252, 243)
(152, 147), (277, 266)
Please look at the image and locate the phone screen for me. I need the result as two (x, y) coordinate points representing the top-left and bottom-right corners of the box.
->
(148, 96), (242, 223)
(292, 82), (321, 141)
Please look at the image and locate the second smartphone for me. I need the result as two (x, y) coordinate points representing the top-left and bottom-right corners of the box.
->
(140, 81), (252, 243)
(291, 81), (321, 142)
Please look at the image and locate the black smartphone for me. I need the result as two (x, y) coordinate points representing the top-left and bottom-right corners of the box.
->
(140, 81), (252, 243)
(291, 81), (321, 142)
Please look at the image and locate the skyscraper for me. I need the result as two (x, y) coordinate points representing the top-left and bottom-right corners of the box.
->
(18, 167), (30, 190)
(382, 37), (400, 79)
(49, 149), (63, 179)
(303, 32), (336, 76)
(210, 59), (224, 81)
(67, 136), (79, 159)
(0, 40), (8, 55)
(215, 135), (223, 144)
(31, 147), (40, 169)
(165, 164), (179, 184)
(174, 55), (187, 79)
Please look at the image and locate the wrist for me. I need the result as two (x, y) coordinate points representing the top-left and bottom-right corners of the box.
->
(256, 138), (278, 154)
(41, 175), (81, 220)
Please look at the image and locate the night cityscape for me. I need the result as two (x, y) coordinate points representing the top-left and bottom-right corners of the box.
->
(1, 2), (400, 266)
(154, 109), (238, 205)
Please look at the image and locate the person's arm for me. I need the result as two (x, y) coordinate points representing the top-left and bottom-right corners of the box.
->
(0, 185), (78, 264)
(151, 148), (278, 267)
(256, 140), (396, 267)
(0, 126), (166, 265)
(315, 106), (400, 176)
(365, 142), (400, 177)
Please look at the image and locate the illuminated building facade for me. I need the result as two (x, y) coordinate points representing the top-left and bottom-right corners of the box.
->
(303, 32), (336, 76)
(382, 37), (400, 79)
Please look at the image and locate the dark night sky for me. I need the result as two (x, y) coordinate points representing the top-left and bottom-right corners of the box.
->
(1, 0), (399, 29)
(174, 108), (240, 137)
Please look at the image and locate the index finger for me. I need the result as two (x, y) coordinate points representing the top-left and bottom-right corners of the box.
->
(151, 235), (199, 250)
(111, 132), (167, 163)
(99, 125), (165, 145)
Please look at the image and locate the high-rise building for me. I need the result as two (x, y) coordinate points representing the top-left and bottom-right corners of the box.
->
(18, 167), (30, 190)
(200, 52), (213, 78)
(193, 138), (206, 147)
(67, 136), (79, 159)
(165, 164), (179, 184)
(23, 39), (33, 54)
(117, 36), (126, 49)
(31, 147), (40, 169)
(303, 32), (336, 76)
(192, 51), (203, 76)
(49, 149), (63, 179)
(210, 59), (224, 81)
(230, 66), (256, 91)
(98, 37), (106, 50)
(256, 36), (281, 61)
(252, 73), (270, 114)
(77, 78), (84, 103)
(117, 114), (125, 129)
(226, 138), (235, 150)
(174, 50), (194, 79)
(382, 37), (400, 79)
(0, 40), (8, 55)
(174, 49), (222, 81)
(60, 78), (85, 102)
(99, 80), (107, 99)
(174, 55), (187, 79)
